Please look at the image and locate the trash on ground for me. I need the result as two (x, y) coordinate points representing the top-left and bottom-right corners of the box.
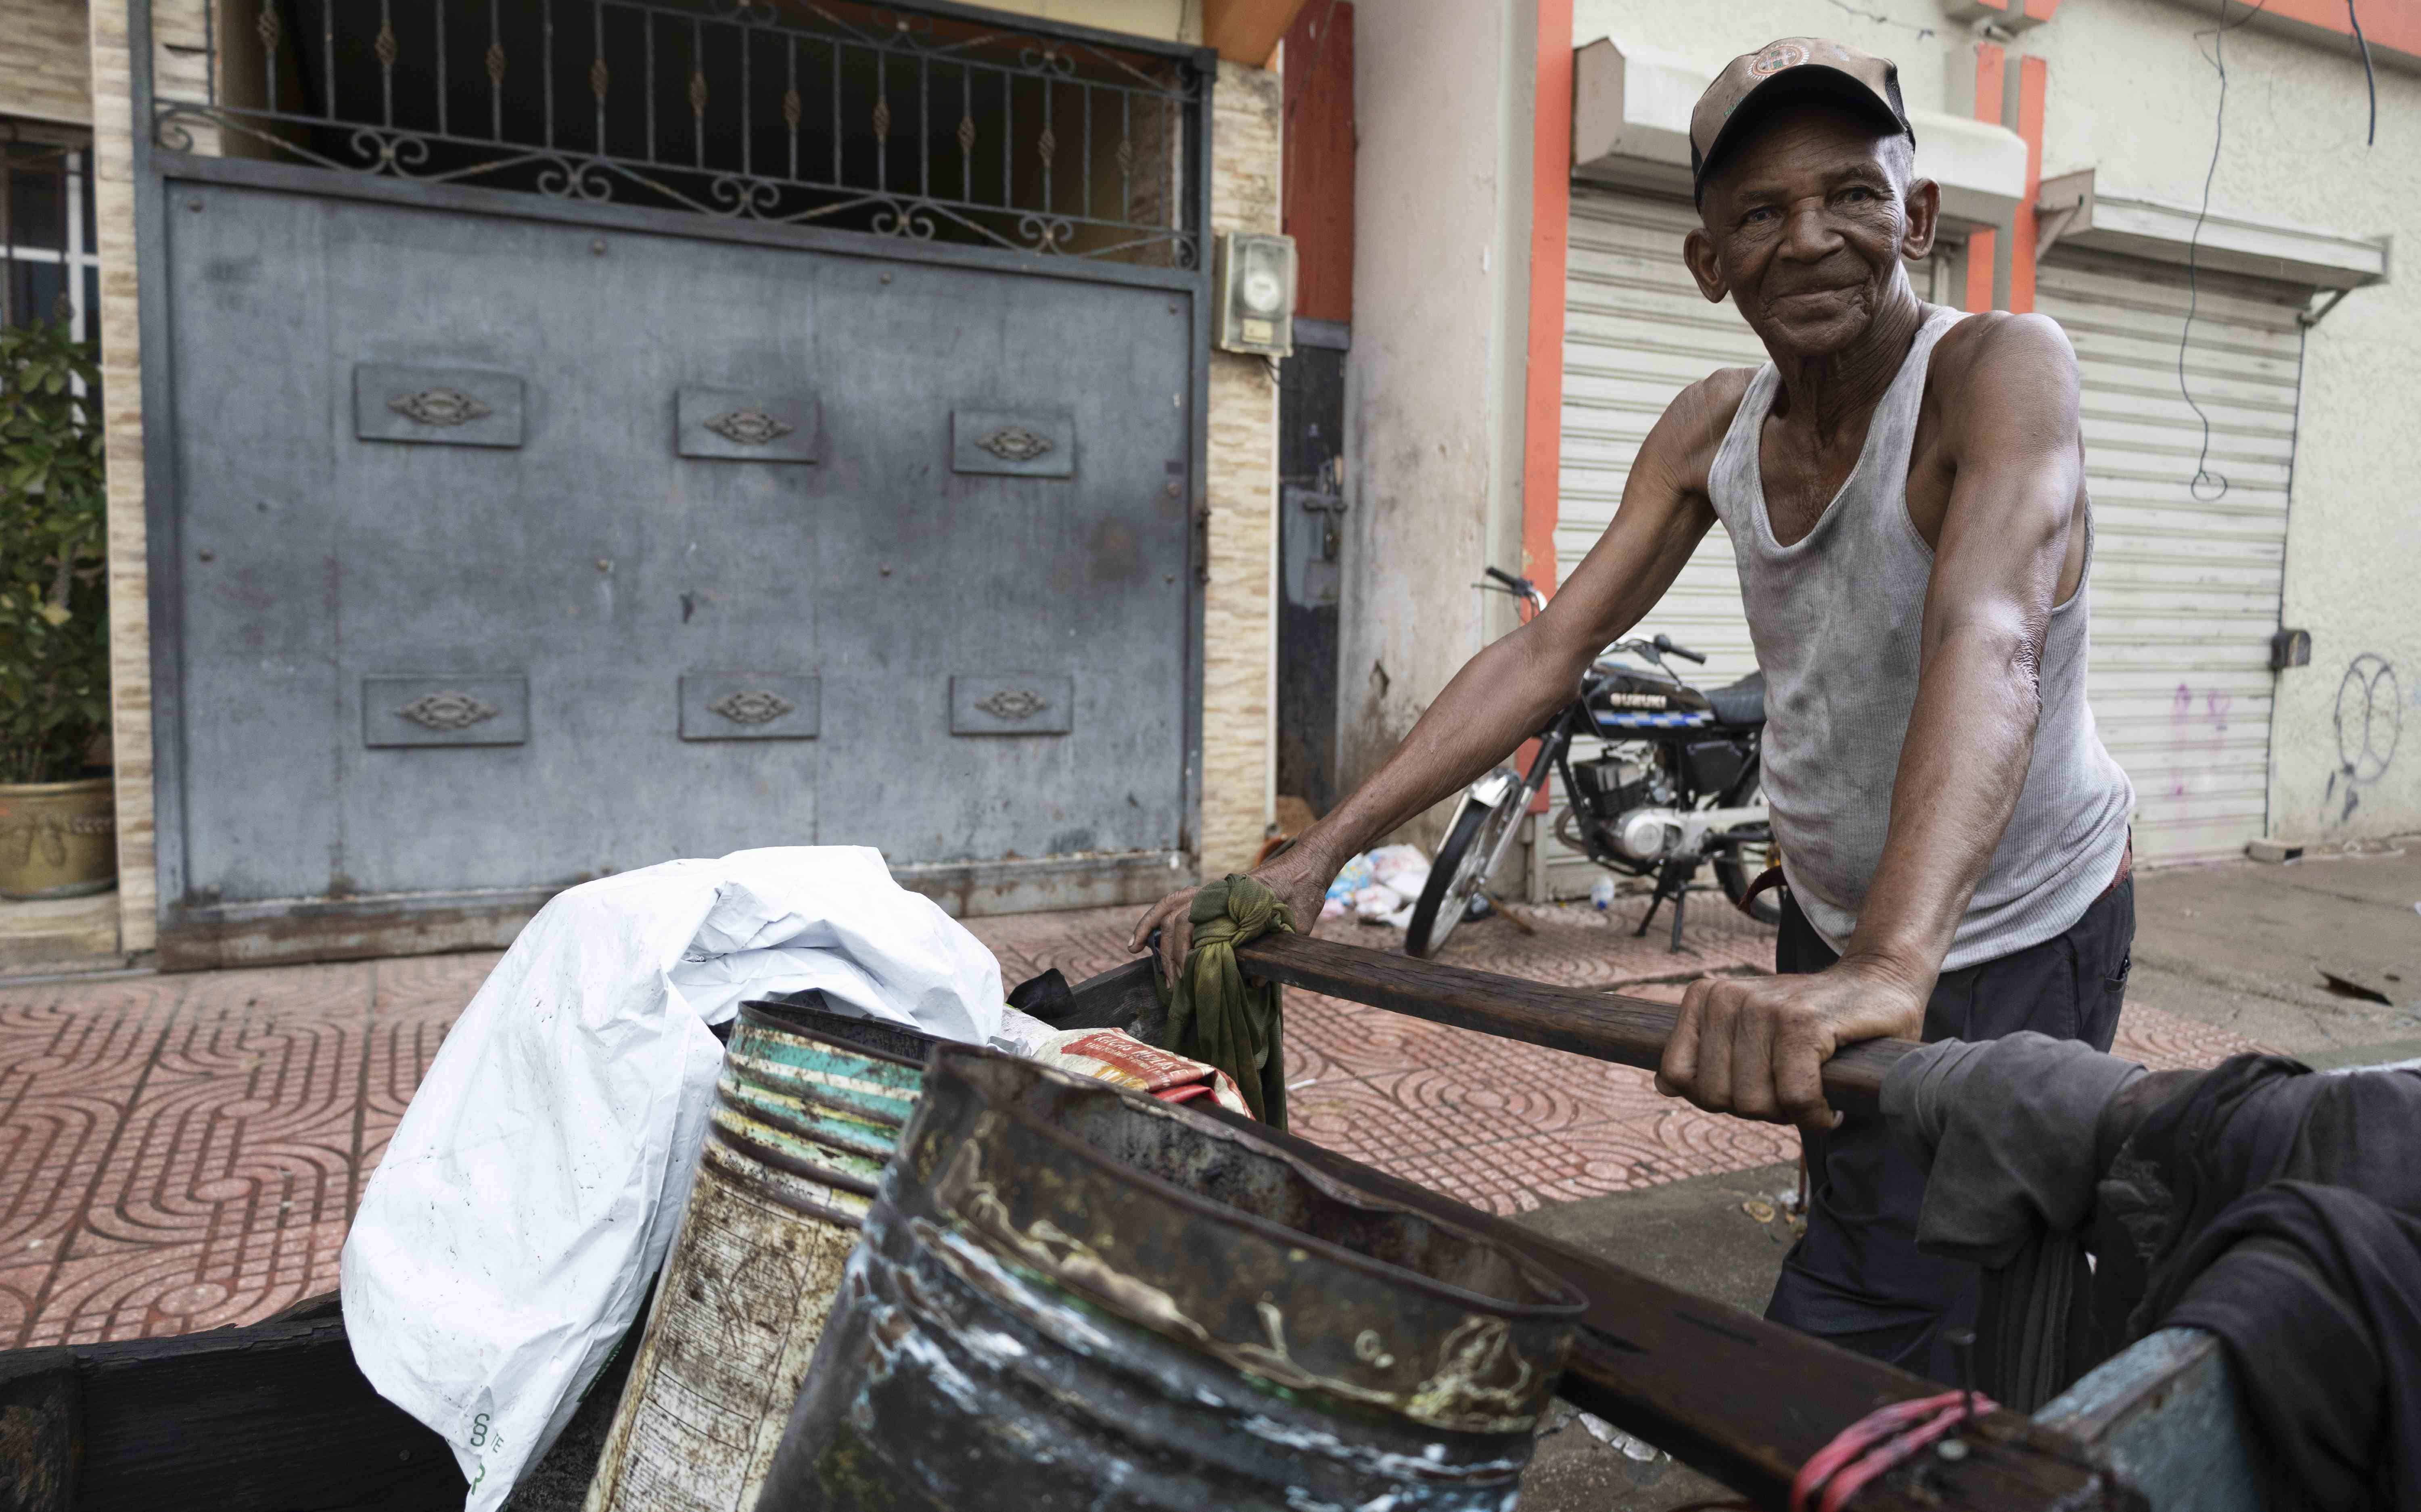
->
(2319, 968), (2396, 1006)
(341, 846), (1004, 1510)
(1321, 842), (1431, 925)
(1539, 1400), (1673, 1487)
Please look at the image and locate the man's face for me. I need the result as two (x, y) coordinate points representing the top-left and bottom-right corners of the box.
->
(1684, 105), (1936, 360)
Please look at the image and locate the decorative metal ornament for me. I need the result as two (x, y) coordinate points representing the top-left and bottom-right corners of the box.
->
(976, 426), (1054, 463)
(397, 690), (500, 731)
(702, 408), (797, 446)
(709, 689), (796, 726)
(974, 688), (1048, 722)
(388, 387), (493, 427)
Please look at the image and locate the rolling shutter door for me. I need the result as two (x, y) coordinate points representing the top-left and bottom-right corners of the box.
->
(2036, 249), (2304, 865)
(1558, 190), (1766, 682)
(1540, 190), (1763, 897)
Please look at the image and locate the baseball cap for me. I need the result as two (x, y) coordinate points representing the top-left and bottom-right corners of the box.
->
(1690, 38), (1915, 205)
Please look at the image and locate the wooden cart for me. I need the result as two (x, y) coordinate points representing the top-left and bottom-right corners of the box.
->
(0, 936), (2251, 1511)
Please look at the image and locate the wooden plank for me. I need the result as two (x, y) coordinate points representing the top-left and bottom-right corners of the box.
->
(1279, 0), (1353, 324)
(69, 1313), (459, 1512)
(0, 1347), (79, 1512)
(1230, 931), (1917, 1118)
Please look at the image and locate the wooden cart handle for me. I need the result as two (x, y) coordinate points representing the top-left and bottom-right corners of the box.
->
(1233, 931), (1919, 1119)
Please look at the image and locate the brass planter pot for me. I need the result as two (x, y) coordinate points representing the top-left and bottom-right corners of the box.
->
(0, 777), (118, 901)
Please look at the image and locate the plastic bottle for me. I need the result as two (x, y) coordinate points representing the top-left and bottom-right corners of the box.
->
(1589, 876), (1617, 912)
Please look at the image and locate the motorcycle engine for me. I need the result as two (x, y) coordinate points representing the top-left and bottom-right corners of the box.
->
(1570, 755), (1653, 815)
(1613, 809), (1684, 861)
(1570, 755), (1685, 861)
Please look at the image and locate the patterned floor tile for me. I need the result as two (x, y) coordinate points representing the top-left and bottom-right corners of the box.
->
(0, 893), (2277, 1346)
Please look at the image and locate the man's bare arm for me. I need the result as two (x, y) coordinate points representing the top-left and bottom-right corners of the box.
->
(1844, 314), (2084, 982)
(1126, 375), (1745, 981)
(1658, 314), (2086, 1132)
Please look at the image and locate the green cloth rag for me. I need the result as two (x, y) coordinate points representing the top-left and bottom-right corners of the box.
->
(1159, 874), (1294, 1128)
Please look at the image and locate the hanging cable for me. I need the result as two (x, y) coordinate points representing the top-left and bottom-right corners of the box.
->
(2347, 0), (2378, 145)
(2179, 0), (2270, 503)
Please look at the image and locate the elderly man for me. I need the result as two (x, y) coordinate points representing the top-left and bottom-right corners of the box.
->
(1131, 39), (2136, 1382)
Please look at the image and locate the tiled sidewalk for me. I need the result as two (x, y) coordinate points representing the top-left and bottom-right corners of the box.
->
(0, 895), (2262, 1349)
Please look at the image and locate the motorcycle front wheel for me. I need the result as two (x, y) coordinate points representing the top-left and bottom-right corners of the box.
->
(1405, 784), (1522, 959)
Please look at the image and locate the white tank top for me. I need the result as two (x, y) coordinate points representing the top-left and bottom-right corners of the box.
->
(1705, 305), (2134, 971)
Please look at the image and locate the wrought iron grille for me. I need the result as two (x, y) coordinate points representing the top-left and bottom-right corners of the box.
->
(148, 0), (1204, 267)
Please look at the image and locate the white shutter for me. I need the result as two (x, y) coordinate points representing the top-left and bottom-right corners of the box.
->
(1558, 189), (1765, 684)
(1539, 190), (1765, 897)
(2036, 249), (2304, 865)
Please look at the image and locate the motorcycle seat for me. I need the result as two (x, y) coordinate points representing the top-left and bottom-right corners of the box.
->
(1704, 670), (1766, 728)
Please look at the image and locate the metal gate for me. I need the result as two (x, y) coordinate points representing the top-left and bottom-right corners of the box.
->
(135, 0), (1212, 963)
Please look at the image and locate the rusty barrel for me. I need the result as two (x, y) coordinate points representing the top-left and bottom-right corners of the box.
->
(583, 998), (932, 1512)
(757, 1045), (1586, 1512)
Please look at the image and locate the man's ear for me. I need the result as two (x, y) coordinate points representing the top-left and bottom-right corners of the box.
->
(1900, 178), (1941, 260)
(1683, 227), (1729, 304)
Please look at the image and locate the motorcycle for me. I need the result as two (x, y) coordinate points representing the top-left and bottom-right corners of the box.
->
(1405, 567), (1778, 958)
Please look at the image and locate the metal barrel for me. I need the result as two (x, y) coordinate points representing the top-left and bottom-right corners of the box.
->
(758, 1045), (1587, 1512)
(583, 998), (935, 1512)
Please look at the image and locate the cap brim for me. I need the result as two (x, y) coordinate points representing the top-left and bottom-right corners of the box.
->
(1693, 67), (1911, 203)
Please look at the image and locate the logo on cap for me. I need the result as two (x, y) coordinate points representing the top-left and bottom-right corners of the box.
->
(1750, 41), (1810, 77)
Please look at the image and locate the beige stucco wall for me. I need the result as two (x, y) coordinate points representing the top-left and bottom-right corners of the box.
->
(973, 0), (1200, 43)
(1199, 59), (1282, 877)
(1334, 0), (1536, 849)
(0, 0), (92, 127)
(84, 0), (153, 952)
(1573, 0), (2420, 848)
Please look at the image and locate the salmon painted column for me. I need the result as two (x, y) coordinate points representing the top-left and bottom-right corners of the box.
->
(1963, 42), (2005, 312)
(1517, 0), (1574, 818)
(1962, 42), (2047, 313)
(1522, 0), (1574, 594)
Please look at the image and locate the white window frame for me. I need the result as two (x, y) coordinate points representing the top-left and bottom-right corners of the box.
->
(2, 133), (100, 344)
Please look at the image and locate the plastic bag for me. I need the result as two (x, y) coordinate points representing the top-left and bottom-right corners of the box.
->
(341, 846), (1002, 1508)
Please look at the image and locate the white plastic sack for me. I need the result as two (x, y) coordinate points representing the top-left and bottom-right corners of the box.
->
(340, 846), (1002, 1508)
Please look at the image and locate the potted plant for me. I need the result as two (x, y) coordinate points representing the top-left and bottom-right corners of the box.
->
(0, 315), (114, 900)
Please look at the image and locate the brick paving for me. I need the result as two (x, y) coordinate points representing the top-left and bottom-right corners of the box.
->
(0, 893), (2263, 1348)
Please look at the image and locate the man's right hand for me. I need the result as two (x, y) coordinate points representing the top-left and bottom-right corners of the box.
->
(1126, 843), (1333, 988)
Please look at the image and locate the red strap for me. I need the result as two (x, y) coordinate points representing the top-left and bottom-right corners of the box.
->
(1791, 1391), (1994, 1512)
(1152, 1083), (1215, 1105)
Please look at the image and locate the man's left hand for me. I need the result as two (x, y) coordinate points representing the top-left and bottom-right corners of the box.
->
(1655, 960), (1929, 1136)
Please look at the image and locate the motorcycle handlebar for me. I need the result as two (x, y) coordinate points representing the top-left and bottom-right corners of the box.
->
(1653, 633), (1707, 665)
(1484, 566), (1528, 591)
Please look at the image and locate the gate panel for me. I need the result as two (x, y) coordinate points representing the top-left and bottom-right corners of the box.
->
(165, 180), (1189, 913)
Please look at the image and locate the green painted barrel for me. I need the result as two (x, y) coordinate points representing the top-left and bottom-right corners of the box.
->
(583, 999), (935, 1512)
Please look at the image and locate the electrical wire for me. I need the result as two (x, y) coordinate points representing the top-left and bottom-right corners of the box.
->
(2179, 0), (2271, 503)
(2347, 0), (2378, 146)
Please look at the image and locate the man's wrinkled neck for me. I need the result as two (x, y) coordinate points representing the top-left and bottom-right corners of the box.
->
(1765, 279), (1928, 443)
